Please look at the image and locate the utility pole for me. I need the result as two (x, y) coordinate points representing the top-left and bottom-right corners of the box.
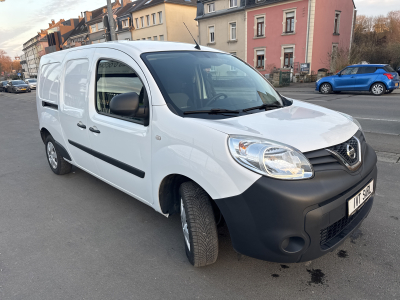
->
(107, 0), (117, 41)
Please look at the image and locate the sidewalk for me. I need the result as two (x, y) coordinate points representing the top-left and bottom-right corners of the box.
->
(274, 82), (316, 92)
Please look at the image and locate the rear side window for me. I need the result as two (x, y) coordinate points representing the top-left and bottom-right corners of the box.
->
(357, 67), (377, 74)
(383, 65), (395, 72)
(96, 59), (146, 123)
(64, 59), (89, 111)
(39, 63), (61, 102)
(341, 67), (358, 75)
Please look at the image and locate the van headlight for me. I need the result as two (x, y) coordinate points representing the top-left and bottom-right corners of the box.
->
(228, 135), (313, 180)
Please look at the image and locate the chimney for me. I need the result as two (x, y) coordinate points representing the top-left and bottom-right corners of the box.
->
(84, 11), (92, 22)
(121, 0), (132, 7)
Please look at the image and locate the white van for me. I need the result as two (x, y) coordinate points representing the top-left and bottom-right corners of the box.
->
(37, 41), (377, 267)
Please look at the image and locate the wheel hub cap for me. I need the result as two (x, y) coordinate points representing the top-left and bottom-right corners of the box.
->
(372, 84), (383, 94)
(321, 84), (330, 93)
(180, 199), (190, 250)
(47, 142), (58, 169)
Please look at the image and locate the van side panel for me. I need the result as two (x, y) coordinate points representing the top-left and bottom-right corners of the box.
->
(37, 57), (66, 154)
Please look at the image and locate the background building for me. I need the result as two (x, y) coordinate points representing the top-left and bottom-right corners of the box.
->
(196, 0), (246, 59)
(130, 0), (197, 42)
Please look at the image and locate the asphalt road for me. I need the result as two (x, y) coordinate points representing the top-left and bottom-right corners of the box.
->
(0, 90), (399, 300)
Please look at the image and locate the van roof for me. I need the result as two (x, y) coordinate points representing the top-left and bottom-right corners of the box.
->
(41, 41), (223, 63)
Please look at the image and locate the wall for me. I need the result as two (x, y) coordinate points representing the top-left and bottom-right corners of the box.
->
(131, 4), (167, 41)
(246, 0), (309, 76)
(198, 10), (246, 60)
(311, 0), (354, 72)
(165, 3), (198, 44)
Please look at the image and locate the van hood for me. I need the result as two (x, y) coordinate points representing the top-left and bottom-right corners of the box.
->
(191, 100), (359, 153)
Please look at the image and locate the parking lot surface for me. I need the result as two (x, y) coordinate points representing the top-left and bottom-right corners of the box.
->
(0, 90), (399, 300)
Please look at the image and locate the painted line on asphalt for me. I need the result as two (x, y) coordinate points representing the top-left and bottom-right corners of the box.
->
(364, 131), (399, 136)
(355, 117), (400, 123)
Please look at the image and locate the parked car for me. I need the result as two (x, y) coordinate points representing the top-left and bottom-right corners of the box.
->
(316, 64), (399, 95)
(37, 42), (377, 267)
(0, 81), (8, 92)
(25, 79), (37, 90)
(6, 80), (31, 93)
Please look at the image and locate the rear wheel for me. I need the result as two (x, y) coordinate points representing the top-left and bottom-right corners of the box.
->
(179, 181), (219, 267)
(45, 135), (72, 175)
(371, 83), (386, 96)
(320, 83), (332, 94)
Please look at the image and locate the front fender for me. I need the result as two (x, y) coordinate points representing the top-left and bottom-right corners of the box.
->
(150, 105), (260, 213)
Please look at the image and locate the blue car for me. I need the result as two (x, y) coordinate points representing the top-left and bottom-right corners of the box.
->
(316, 64), (400, 96)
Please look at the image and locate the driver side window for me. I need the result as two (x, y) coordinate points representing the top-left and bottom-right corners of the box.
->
(96, 59), (148, 124)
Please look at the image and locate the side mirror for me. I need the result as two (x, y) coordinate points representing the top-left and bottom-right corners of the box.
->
(337, 72), (341, 77)
(110, 92), (139, 116)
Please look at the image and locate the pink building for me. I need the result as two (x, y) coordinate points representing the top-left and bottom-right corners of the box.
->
(246, 0), (356, 75)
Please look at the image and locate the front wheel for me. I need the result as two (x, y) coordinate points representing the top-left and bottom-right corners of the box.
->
(45, 135), (72, 175)
(371, 83), (386, 96)
(320, 83), (332, 94)
(179, 181), (219, 267)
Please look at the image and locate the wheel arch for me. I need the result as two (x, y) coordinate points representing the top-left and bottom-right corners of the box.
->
(369, 81), (388, 91)
(40, 127), (51, 144)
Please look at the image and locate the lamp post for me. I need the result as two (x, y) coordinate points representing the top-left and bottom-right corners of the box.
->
(106, 0), (117, 41)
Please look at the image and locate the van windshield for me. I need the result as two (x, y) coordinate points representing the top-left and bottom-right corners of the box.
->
(141, 51), (283, 118)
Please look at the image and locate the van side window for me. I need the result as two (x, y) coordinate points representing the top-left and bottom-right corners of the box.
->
(39, 63), (61, 102)
(64, 59), (90, 111)
(96, 60), (147, 123)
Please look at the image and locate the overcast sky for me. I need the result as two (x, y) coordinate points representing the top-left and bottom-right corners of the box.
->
(0, 0), (398, 58)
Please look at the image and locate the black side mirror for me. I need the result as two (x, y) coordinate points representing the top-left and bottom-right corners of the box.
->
(110, 92), (139, 116)
(337, 72), (341, 76)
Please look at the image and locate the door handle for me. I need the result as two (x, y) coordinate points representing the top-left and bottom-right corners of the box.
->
(89, 126), (101, 134)
(77, 121), (86, 129)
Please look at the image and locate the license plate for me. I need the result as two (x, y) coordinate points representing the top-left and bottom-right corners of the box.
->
(21, 88), (26, 90)
(396, 83), (399, 87)
(348, 180), (374, 216)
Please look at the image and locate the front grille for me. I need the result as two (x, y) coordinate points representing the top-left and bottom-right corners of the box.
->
(329, 136), (360, 166)
(320, 209), (361, 246)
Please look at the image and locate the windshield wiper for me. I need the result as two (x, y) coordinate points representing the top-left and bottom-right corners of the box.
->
(184, 109), (240, 115)
(243, 104), (283, 112)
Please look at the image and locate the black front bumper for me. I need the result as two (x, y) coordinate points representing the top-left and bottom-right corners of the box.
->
(215, 139), (377, 263)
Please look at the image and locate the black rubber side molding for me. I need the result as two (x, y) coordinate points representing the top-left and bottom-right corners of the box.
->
(42, 101), (58, 110)
(68, 140), (145, 178)
(54, 140), (72, 161)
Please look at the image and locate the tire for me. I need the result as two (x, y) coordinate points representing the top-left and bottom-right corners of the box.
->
(320, 83), (332, 94)
(179, 181), (219, 267)
(370, 83), (386, 96)
(45, 135), (72, 175)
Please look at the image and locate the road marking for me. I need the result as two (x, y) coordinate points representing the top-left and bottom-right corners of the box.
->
(355, 117), (400, 123)
(364, 131), (399, 136)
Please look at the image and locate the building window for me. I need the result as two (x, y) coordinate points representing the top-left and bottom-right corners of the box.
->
(230, 53), (237, 70)
(142, 38), (146, 40)
(256, 16), (264, 37)
(147, 37), (152, 40)
(122, 19), (129, 28)
(141, 17), (144, 27)
(135, 18), (139, 28)
(285, 12), (295, 33)
(158, 11), (163, 24)
(152, 13), (156, 25)
(334, 12), (341, 34)
(209, 26), (215, 43)
(125, 38), (131, 41)
(283, 48), (294, 68)
(146, 15), (150, 26)
(229, 0), (237, 8)
(91, 25), (97, 33)
(256, 50), (265, 69)
(97, 22), (104, 30)
(159, 35), (164, 41)
(208, 3), (215, 13)
(229, 22), (236, 40)
(154, 36), (158, 40)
